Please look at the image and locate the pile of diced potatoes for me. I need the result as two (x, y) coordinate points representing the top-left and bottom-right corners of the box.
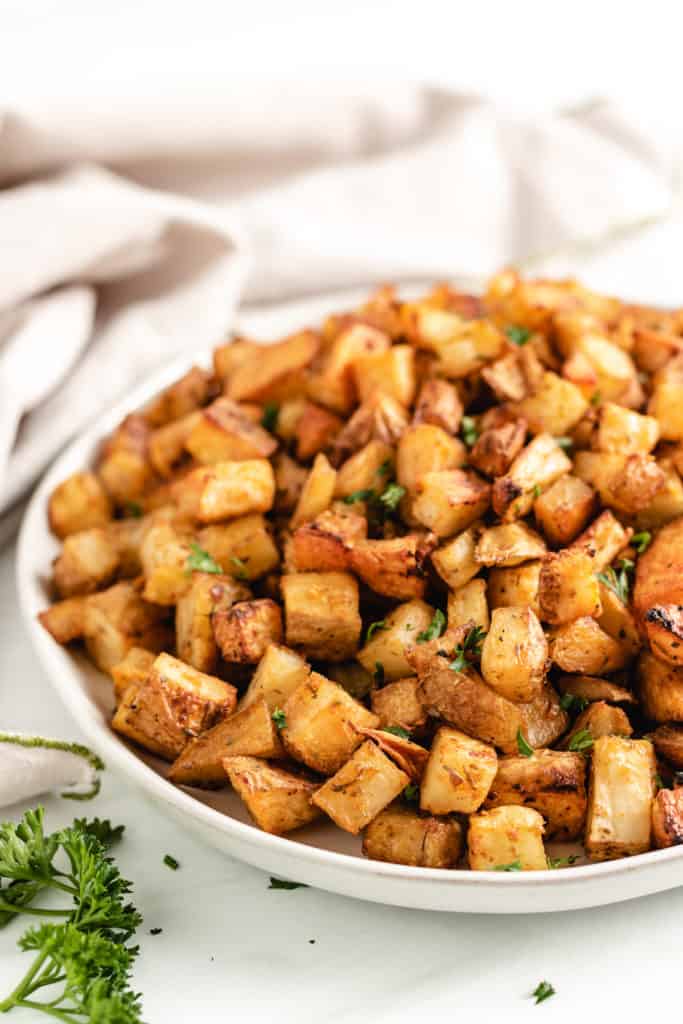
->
(39, 270), (683, 870)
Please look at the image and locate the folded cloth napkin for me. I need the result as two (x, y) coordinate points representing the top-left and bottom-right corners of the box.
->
(0, 83), (680, 534)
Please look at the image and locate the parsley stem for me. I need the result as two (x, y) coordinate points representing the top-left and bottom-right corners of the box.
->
(14, 1000), (79, 1023)
(0, 900), (69, 919)
(0, 947), (50, 1011)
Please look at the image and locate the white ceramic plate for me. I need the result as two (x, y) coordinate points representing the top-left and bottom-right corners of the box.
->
(17, 287), (683, 914)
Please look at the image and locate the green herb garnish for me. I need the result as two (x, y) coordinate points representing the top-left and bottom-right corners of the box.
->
(374, 662), (385, 686)
(268, 878), (308, 890)
(532, 981), (556, 1005)
(230, 555), (248, 579)
(495, 860), (522, 872)
(366, 620), (387, 642)
(505, 325), (531, 346)
(516, 729), (534, 758)
(403, 783), (419, 803)
(272, 708), (287, 731)
(125, 501), (143, 518)
(261, 402), (279, 432)
(597, 558), (634, 604)
(378, 482), (406, 512)
(417, 609), (446, 644)
(546, 854), (578, 869)
(343, 488), (376, 505)
(163, 854), (179, 871)
(460, 415), (479, 448)
(532, 484), (542, 499)
(383, 726), (411, 740)
(555, 436), (573, 451)
(377, 459), (392, 477)
(590, 390), (602, 406)
(632, 531), (652, 554)
(449, 626), (486, 672)
(187, 542), (222, 575)
(559, 693), (589, 713)
(655, 773), (664, 791)
(568, 728), (594, 754)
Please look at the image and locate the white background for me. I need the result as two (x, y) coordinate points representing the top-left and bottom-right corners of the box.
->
(3, 2), (683, 1021)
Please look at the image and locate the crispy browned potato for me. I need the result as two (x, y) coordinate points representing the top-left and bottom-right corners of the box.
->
(420, 726), (497, 814)
(487, 561), (542, 617)
(363, 804), (463, 867)
(293, 402), (343, 462)
(83, 581), (169, 673)
(396, 424), (464, 493)
(563, 702), (632, 749)
(468, 805), (547, 871)
(447, 579), (489, 633)
(538, 548), (602, 625)
(484, 750), (587, 840)
(213, 599), (283, 664)
(468, 419), (527, 478)
(350, 535), (429, 600)
(517, 685), (569, 750)
(357, 599), (435, 682)
(139, 523), (192, 605)
(533, 475), (597, 547)
(585, 736), (655, 861)
(53, 528), (120, 598)
(412, 378), (463, 434)
(144, 366), (214, 427)
(223, 756), (322, 835)
(371, 677), (427, 733)
(650, 724), (683, 768)
(197, 514), (280, 581)
(648, 354), (683, 440)
(98, 415), (154, 505)
(212, 337), (259, 385)
(481, 606), (547, 703)
(633, 517), (683, 666)
(169, 699), (284, 786)
(281, 572), (361, 661)
(112, 653), (237, 760)
(509, 370), (588, 436)
(492, 434), (571, 521)
(38, 596), (88, 644)
(431, 523), (483, 590)
(148, 412), (201, 478)
(331, 397), (406, 466)
(637, 651), (683, 722)
(48, 472), (113, 539)
(334, 440), (394, 498)
(173, 460), (275, 523)
(574, 451), (665, 516)
(475, 522), (547, 568)
(110, 647), (156, 701)
(176, 574), (250, 672)
(556, 674), (635, 705)
(308, 321), (389, 414)
(652, 787), (683, 847)
(312, 740), (410, 834)
(226, 330), (320, 403)
(412, 469), (490, 538)
(549, 617), (628, 675)
(291, 503), (366, 572)
(185, 397), (278, 464)
(590, 403), (659, 454)
(571, 510), (632, 571)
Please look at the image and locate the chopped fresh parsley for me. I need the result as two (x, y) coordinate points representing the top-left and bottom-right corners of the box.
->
(378, 482), (406, 512)
(516, 729), (534, 758)
(377, 459), (392, 478)
(403, 783), (419, 803)
(383, 726), (411, 740)
(495, 860), (522, 872)
(449, 626), (486, 672)
(187, 542), (222, 575)
(268, 878), (308, 890)
(343, 488), (376, 505)
(460, 415), (479, 448)
(555, 436), (573, 451)
(149, 927), (163, 936)
(505, 325), (531, 346)
(532, 484), (542, 499)
(230, 555), (248, 579)
(417, 608), (446, 644)
(261, 402), (279, 432)
(559, 693), (589, 713)
(163, 854), (180, 871)
(632, 530), (652, 554)
(374, 662), (385, 686)
(125, 501), (144, 518)
(532, 981), (556, 1005)
(597, 558), (634, 604)
(655, 773), (664, 791)
(366, 620), (387, 642)
(568, 728), (594, 754)
(547, 854), (578, 869)
(272, 708), (287, 731)
(590, 390), (602, 406)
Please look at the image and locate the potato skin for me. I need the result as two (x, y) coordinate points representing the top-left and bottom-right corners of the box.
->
(651, 724), (683, 768)
(350, 535), (429, 600)
(362, 804), (463, 868)
(637, 651), (683, 722)
(213, 599), (283, 665)
(538, 548), (602, 625)
(549, 617), (628, 675)
(38, 597), (88, 645)
(484, 750), (587, 841)
(370, 677), (427, 733)
(652, 788), (683, 848)
(223, 755), (322, 835)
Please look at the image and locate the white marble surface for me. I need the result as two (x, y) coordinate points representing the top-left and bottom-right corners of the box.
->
(1, 536), (682, 1022)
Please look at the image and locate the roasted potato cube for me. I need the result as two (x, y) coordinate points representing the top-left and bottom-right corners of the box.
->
(143, 366), (213, 427)
(357, 599), (435, 682)
(556, 674), (635, 706)
(638, 652), (683, 722)
(334, 440), (394, 499)
(518, 685), (569, 750)
(596, 583), (641, 659)
(566, 701), (632, 746)
(509, 370), (588, 435)
(468, 419), (527, 478)
(362, 804), (463, 868)
(176, 573), (249, 672)
(294, 402), (343, 461)
(174, 460), (275, 523)
(281, 672), (379, 774)
(633, 458), (683, 531)
(492, 434), (571, 521)
(226, 330), (320, 403)
(184, 397), (277, 464)
(98, 415), (153, 505)
(324, 661), (375, 701)
(563, 331), (640, 405)
(651, 724), (683, 769)
(48, 471), (112, 539)
(487, 561), (542, 617)
(212, 337), (259, 385)
(223, 756), (321, 834)
(412, 469), (490, 538)
(148, 411), (201, 478)
(240, 644), (310, 711)
(312, 740), (409, 834)
(648, 354), (683, 440)
(571, 510), (632, 571)
(83, 582), (169, 673)
(110, 647), (155, 701)
(431, 523), (483, 590)
(112, 652), (237, 760)
(331, 395), (406, 466)
(53, 528), (120, 598)
(38, 596), (88, 644)
(169, 699), (284, 786)
(447, 579), (489, 632)
(213, 599), (283, 664)
(420, 726), (497, 815)
(396, 424), (464, 493)
(652, 788), (683, 848)
(590, 402), (659, 454)
(371, 677), (427, 733)
(290, 453), (337, 529)
(480, 351), (527, 402)
(308, 321), (389, 414)
(412, 378), (463, 434)
(585, 736), (655, 861)
(197, 514), (279, 581)
(573, 451), (665, 516)
(352, 344), (416, 407)
(533, 475), (597, 547)
(634, 517), (683, 665)
(538, 548), (602, 625)
(281, 572), (361, 661)
(291, 504), (366, 572)
(475, 522), (547, 568)
(484, 750), (587, 840)
(550, 617), (628, 675)
(140, 523), (191, 605)
(350, 535), (428, 600)
(468, 805), (547, 871)
(435, 319), (506, 379)
(481, 606), (547, 703)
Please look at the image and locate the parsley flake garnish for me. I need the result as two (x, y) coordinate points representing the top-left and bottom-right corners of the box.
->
(532, 484), (542, 499)
(261, 402), (279, 432)
(532, 981), (556, 1004)
(449, 626), (486, 672)
(343, 488), (376, 505)
(383, 726), (411, 740)
(374, 662), (385, 686)
(377, 459), (392, 478)
(505, 325), (531, 346)
(597, 558), (633, 604)
(632, 531), (652, 554)
(559, 693), (589, 713)
(366, 620), (387, 642)
(378, 482), (406, 512)
(546, 854), (578, 869)
(186, 542), (222, 575)
(417, 608), (446, 644)
(163, 854), (180, 871)
(568, 728), (594, 754)
(268, 878), (308, 890)
(590, 390), (602, 406)
(495, 860), (522, 872)
(125, 501), (143, 518)
(403, 783), (419, 802)
(517, 729), (534, 757)
(272, 708), (287, 731)
(230, 555), (248, 579)
(460, 415), (479, 448)
(555, 436), (573, 451)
